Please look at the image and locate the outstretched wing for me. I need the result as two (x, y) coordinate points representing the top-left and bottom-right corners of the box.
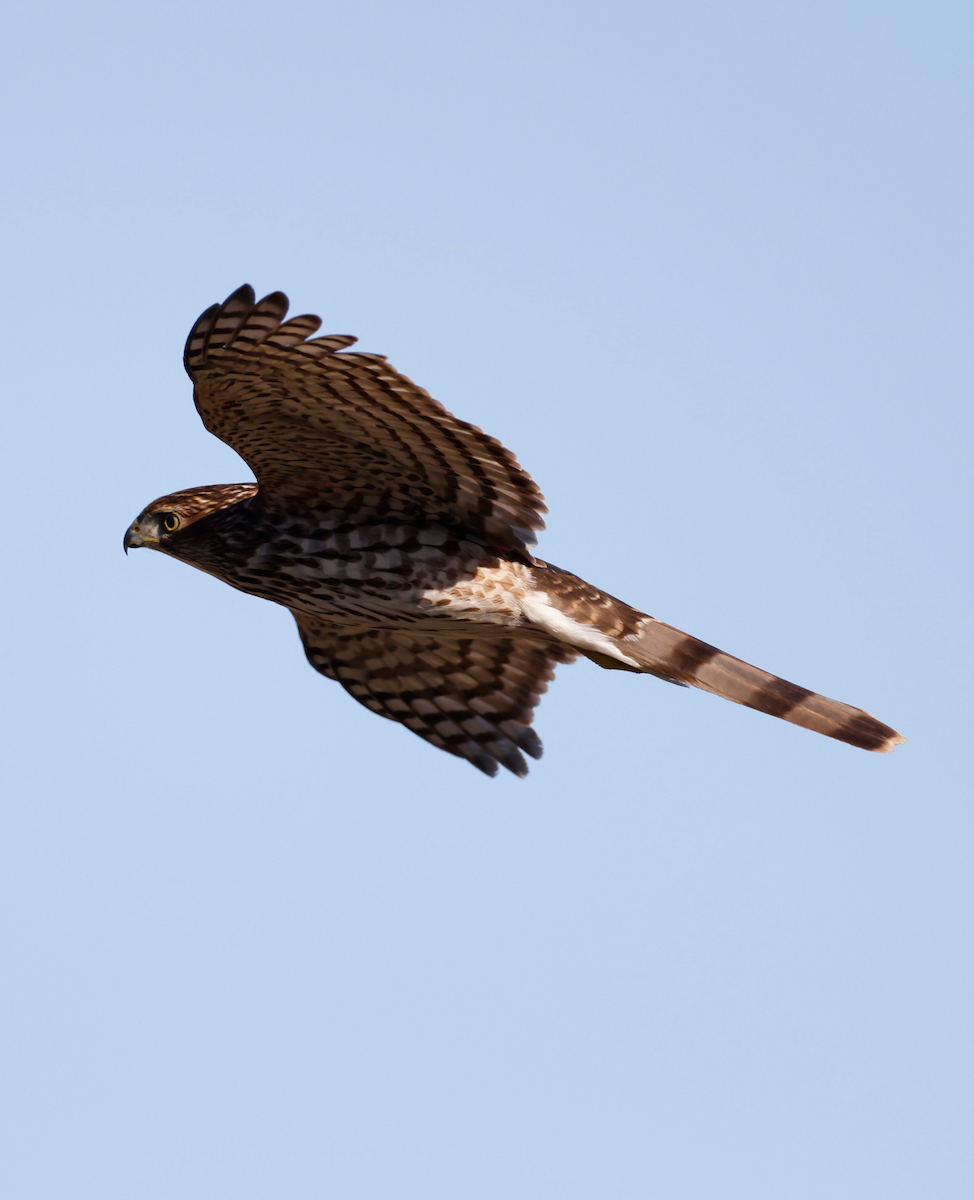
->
(292, 614), (576, 777)
(184, 284), (546, 558)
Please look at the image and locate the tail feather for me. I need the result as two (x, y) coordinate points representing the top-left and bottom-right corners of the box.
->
(622, 619), (904, 753)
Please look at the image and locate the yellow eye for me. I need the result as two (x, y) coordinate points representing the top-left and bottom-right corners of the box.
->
(161, 512), (181, 532)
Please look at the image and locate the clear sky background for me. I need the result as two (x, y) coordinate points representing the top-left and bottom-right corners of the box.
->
(1, 1), (971, 1196)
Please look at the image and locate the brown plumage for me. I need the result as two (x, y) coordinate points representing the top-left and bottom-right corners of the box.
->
(124, 285), (904, 776)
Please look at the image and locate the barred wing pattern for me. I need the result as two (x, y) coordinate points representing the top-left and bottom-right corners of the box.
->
(184, 285), (545, 557)
(293, 614), (577, 777)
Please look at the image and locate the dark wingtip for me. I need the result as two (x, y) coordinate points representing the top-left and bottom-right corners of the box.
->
(518, 728), (544, 761)
(225, 283), (256, 306)
(471, 753), (500, 778)
(498, 746), (530, 777)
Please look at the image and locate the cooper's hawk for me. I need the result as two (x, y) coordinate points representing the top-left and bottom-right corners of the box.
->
(123, 285), (904, 775)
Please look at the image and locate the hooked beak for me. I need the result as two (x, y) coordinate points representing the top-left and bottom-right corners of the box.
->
(123, 523), (145, 554)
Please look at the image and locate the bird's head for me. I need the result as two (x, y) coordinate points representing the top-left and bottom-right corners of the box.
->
(123, 483), (258, 554)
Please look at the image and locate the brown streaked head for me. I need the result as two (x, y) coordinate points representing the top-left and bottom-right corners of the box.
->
(123, 482), (258, 553)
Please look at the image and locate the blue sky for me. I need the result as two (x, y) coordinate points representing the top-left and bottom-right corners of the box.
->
(1, 1), (971, 1196)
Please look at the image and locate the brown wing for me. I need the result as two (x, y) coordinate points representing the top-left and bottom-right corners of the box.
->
(184, 284), (546, 558)
(292, 613), (576, 777)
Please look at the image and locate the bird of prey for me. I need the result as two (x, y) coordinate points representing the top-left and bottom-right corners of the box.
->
(124, 285), (904, 776)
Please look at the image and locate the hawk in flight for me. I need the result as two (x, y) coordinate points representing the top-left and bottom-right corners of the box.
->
(124, 285), (904, 776)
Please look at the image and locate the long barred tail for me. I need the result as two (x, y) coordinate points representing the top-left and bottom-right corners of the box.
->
(621, 619), (904, 752)
(532, 565), (905, 754)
